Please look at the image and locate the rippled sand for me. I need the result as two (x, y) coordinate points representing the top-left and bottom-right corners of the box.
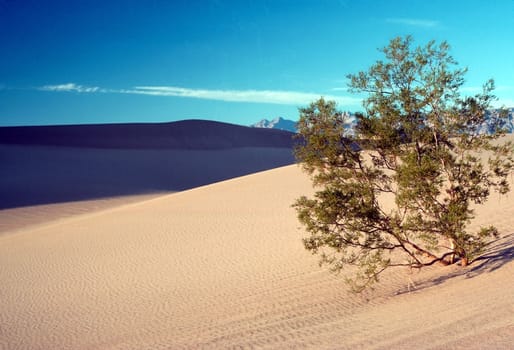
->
(1, 160), (513, 348)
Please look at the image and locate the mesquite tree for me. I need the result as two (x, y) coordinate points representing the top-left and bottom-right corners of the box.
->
(294, 36), (513, 291)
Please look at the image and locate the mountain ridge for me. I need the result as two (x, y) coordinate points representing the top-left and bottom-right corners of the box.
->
(251, 107), (514, 134)
(0, 119), (295, 150)
(251, 117), (297, 133)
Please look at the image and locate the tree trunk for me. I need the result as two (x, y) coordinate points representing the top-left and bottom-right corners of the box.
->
(449, 238), (456, 264)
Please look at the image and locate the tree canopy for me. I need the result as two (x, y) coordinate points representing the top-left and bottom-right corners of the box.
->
(294, 36), (513, 292)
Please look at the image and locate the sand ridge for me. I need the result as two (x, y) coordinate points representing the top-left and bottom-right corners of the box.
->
(0, 193), (167, 236)
(1, 163), (513, 349)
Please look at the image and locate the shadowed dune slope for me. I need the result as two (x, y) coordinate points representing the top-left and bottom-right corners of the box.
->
(1, 163), (513, 349)
(0, 146), (294, 209)
(0, 120), (296, 209)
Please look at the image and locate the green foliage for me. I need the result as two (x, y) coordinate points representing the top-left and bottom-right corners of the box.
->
(294, 36), (513, 291)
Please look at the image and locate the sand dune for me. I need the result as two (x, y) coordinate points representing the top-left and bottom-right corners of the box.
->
(0, 119), (295, 149)
(0, 145), (294, 233)
(1, 162), (513, 349)
(0, 145), (294, 210)
(0, 120), (296, 211)
(0, 193), (165, 235)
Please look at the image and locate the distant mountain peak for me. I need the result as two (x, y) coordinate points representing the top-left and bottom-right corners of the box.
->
(251, 117), (297, 132)
(250, 107), (514, 135)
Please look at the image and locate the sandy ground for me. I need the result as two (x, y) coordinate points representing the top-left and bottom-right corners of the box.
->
(1, 159), (513, 349)
(0, 144), (294, 235)
(0, 193), (165, 235)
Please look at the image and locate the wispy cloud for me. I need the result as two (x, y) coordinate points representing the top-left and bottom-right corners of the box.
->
(36, 83), (362, 107)
(39, 83), (100, 93)
(386, 18), (440, 28)
(122, 86), (362, 106)
(31, 82), (514, 110)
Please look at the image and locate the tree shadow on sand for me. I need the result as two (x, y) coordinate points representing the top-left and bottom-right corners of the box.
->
(467, 233), (514, 276)
(394, 233), (514, 295)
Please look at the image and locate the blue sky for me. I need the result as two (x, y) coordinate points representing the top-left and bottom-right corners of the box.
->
(1, 0), (513, 126)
